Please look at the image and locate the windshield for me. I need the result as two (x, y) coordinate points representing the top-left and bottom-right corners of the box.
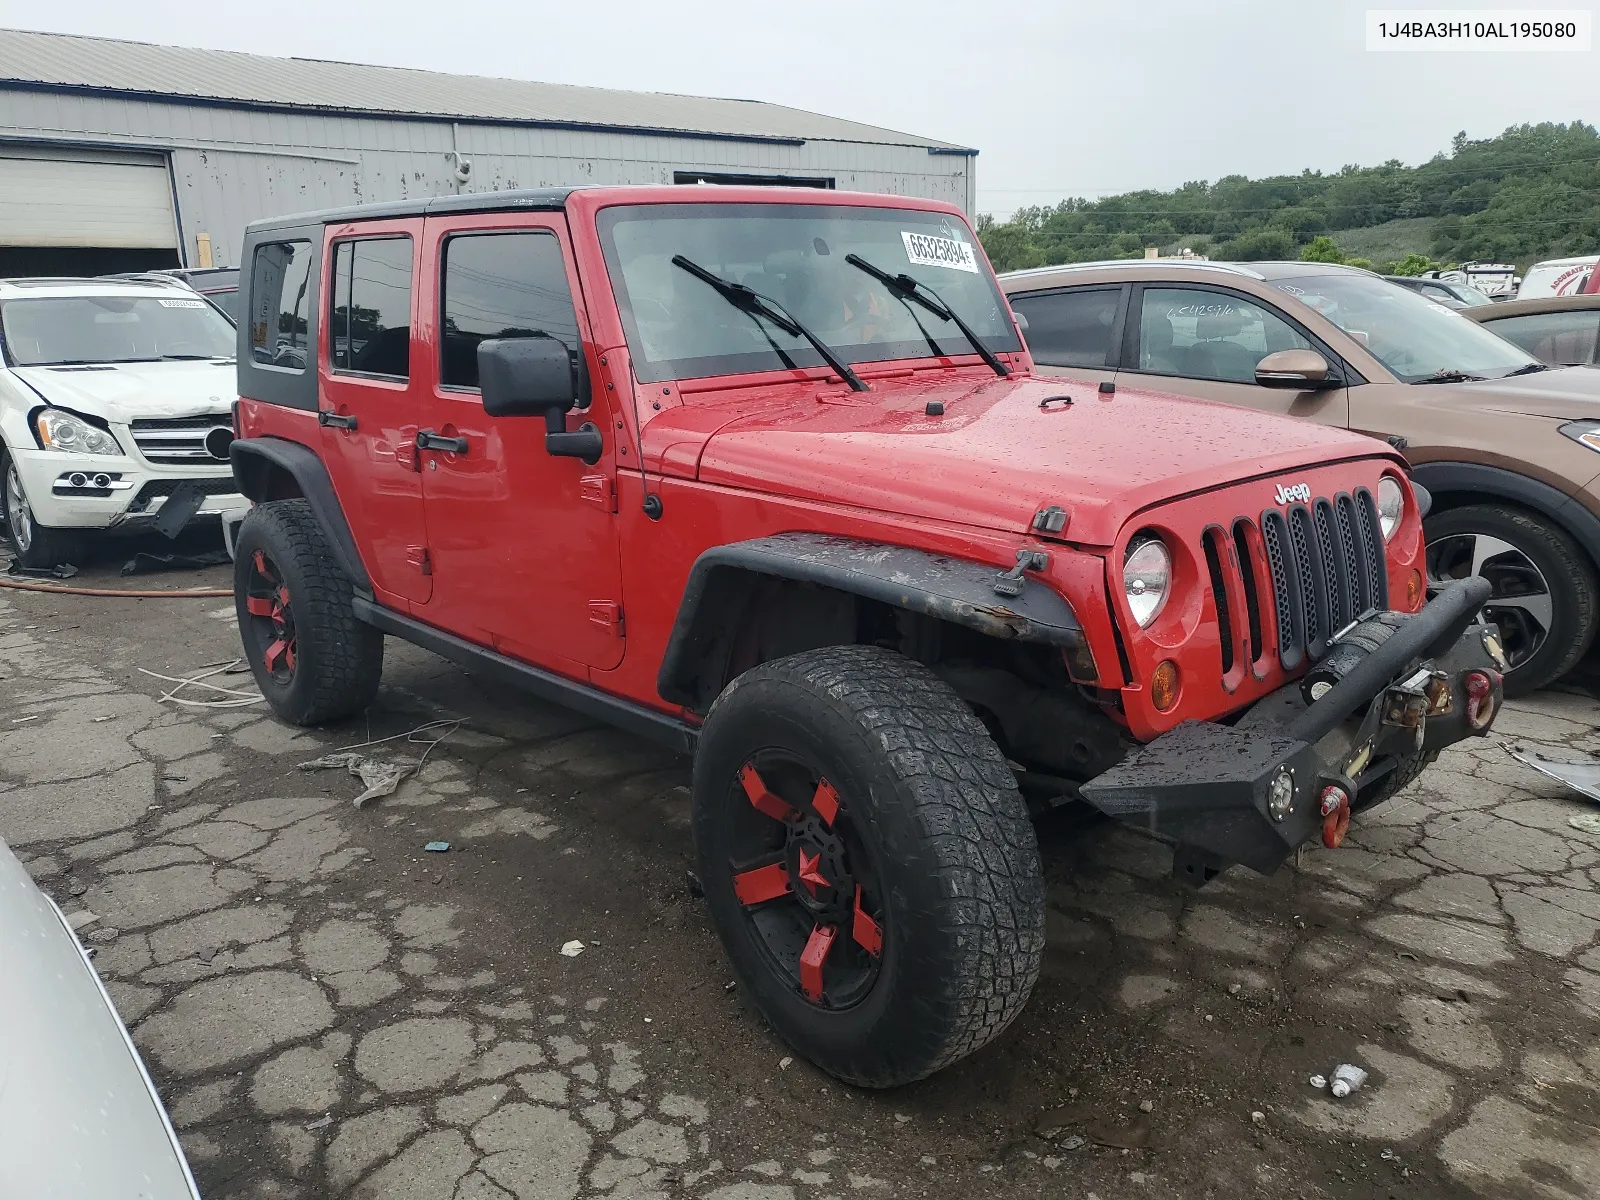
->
(0, 294), (236, 366)
(598, 203), (1020, 383)
(1272, 273), (1536, 382)
(1444, 282), (1492, 308)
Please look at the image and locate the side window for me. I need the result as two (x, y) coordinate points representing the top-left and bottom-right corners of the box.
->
(1485, 310), (1600, 367)
(1139, 287), (1312, 384)
(1008, 288), (1121, 368)
(440, 231), (581, 389)
(248, 240), (313, 370)
(329, 236), (413, 379)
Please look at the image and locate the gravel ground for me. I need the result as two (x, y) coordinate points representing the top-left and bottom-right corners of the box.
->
(1, 554), (1598, 1200)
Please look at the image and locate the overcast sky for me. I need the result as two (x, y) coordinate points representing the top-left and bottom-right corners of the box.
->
(1, 0), (1594, 216)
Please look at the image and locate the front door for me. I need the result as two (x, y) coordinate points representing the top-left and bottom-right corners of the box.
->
(1117, 285), (1350, 427)
(316, 220), (433, 606)
(414, 213), (625, 674)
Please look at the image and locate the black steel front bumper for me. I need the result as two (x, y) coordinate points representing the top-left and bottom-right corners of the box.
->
(1079, 578), (1501, 879)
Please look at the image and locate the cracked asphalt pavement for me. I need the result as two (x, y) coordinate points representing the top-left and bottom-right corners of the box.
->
(2, 562), (1599, 1200)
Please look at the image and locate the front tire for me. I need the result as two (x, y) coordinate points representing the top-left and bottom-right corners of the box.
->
(2, 445), (87, 570)
(1425, 503), (1596, 696)
(233, 499), (383, 725)
(693, 645), (1045, 1088)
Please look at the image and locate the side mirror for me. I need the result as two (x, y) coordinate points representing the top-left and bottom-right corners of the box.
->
(478, 337), (602, 463)
(1011, 307), (1030, 332)
(1255, 349), (1336, 390)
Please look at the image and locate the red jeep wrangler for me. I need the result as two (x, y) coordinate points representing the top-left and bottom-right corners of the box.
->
(229, 186), (1504, 1086)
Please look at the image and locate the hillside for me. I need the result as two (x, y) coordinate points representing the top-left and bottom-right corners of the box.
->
(978, 123), (1600, 274)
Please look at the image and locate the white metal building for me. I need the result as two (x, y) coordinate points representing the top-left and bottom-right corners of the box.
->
(0, 28), (977, 277)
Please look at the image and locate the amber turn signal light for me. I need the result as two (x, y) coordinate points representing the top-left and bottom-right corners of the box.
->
(1151, 660), (1181, 712)
(1406, 570), (1422, 608)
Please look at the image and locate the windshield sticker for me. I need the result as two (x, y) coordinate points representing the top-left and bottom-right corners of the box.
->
(157, 297), (208, 308)
(902, 231), (979, 274)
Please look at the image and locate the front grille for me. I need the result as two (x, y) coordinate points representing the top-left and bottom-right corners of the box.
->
(1220, 488), (1388, 677)
(130, 415), (232, 465)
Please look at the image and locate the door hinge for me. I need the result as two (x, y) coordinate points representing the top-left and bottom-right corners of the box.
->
(405, 546), (432, 576)
(587, 600), (623, 635)
(580, 474), (617, 513)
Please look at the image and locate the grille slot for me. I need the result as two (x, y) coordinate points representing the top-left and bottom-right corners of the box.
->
(1233, 520), (1264, 665)
(130, 415), (233, 465)
(1202, 529), (1234, 676)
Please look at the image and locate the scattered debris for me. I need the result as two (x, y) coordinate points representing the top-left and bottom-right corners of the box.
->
(5, 558), (77, 579)
(140, 662), (262, 709)
(1506, 743), (1600, 803)
(1139, 1099), (1155, 1113)
(1250, 1111), (1266, 1127)
(122, 548), (231, 576)
(66, 910), (100, 931)
(1057, 1135), (1086, 1152)
(1380, 1149), (1397, 1162)
(560, 940), (586, 958)
(779, 1057), (794, 1070)
(304, 1114), (333, 1132)
(10, 715), (37, 724)
(1309, 1074), (1328, 1090)
(1330, 1064), (1369, 1098)
(1571, 813), (1600, 836)
(723, 981), (736, 992)
(1227, 982), (1242, 995)
(424, 841), (451, 853)
(299, 753), (414, 807)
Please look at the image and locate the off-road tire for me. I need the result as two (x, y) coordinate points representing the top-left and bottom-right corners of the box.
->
(234, 499), (382, 725)
(1, 444), (88, 571)
(694, 644), (1045, 1087)
(1425, 503), (1597, 696)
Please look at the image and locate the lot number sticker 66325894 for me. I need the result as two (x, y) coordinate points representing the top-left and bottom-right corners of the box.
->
(902, 231), (979, 273)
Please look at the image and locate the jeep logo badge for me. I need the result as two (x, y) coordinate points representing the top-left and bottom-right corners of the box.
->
(1274, 482), (1312, 506)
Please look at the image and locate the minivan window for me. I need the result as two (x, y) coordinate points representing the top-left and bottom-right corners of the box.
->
(330, 237), (413, 379)
(440, 232), (580, 390)
(598, 203), (1020, 383)
(249, 240), (313, 369)
(2, 294), (236, 367)
(1009, 288), (1121, 368)
(1273, 273), (1537, 382)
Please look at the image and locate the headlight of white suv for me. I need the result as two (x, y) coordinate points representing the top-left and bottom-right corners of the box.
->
(1376, 476), (1404, 541)
(34, 409), (122, 456)
(1123, 535), (1172, 628)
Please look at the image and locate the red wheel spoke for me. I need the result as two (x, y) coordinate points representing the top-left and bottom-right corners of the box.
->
(811, 778), (840, 826)
(851, 886), (882, 958)
(284, 641), (297, 672)
(278, 586), (291, 608)
(264, 638), (289, 672)
(246, 596), (275, 617)
(739, 763), (795, 822)
(732, 861), (791, 906)
(799, 923), (838, 1003)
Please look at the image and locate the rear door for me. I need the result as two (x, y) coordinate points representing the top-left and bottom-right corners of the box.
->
(1007, 285), (1125, 388)
(317, 220), (433, 606)
(414, 213), (625, 673)
(1116, 284), (1350, 426)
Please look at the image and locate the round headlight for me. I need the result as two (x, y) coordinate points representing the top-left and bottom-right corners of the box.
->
(1376, 476), (1405, 541)
(1123, 536), (1171, 628)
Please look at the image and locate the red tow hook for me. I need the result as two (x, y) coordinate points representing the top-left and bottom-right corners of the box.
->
(1463, 669), (1501, 732)
(1320, 784), (1352, 849)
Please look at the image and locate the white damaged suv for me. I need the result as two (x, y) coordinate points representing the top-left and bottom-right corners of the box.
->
(0, 277), (248, 569)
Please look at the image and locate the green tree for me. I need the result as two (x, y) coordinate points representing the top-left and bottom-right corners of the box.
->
(1299, 236), (1345, 263)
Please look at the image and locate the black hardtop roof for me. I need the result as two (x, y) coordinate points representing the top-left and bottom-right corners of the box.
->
(246, 187), (578, 235)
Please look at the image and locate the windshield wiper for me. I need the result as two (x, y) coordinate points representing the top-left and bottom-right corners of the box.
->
(1502, 362), (1551, 377)
(671, 255), (868, 391)
(1414, 368), (1488, 385)
(845, 254), (1009, 378)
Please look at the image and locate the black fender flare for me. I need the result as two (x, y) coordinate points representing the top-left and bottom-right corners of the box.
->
(657, 532), (1084, 711)
(230, 436), (371, 591)
(1410, 461), (1600, 571)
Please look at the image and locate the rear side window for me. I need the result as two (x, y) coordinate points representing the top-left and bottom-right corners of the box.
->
(440, 232), (581, 389)
(1485, 310), (1600, 366)
(248, 240), (313, 370)
(1009, 288), (1122, 367)
(329, 237), (413, 379)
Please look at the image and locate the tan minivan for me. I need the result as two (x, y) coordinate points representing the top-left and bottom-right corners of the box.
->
(1001, 260), (1600, 694)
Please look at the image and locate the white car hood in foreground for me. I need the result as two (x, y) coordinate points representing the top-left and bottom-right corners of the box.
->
(11, 359), (237, 423)
(0, 838), (199, 1199)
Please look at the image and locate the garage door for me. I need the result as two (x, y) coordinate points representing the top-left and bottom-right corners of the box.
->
(0, 148), (177, 249)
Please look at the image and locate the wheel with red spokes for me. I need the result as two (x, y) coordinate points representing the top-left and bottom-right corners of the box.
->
(232, 499), (383, 725)
(694, 645), (1044, 1088)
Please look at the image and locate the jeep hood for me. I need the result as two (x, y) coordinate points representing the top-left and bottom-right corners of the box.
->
(689, 372), (1396, 546)
(10, 361), (237, 423)
(1432, 365), (1600, 419)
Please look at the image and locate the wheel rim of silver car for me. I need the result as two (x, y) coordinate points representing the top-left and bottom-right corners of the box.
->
(1426, 532), (1552, 672)
(3, 459), (33, 553)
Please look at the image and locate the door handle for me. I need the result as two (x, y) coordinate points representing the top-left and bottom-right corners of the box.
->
(318, 410), (358, 430)
(416, 430), (469, 454)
